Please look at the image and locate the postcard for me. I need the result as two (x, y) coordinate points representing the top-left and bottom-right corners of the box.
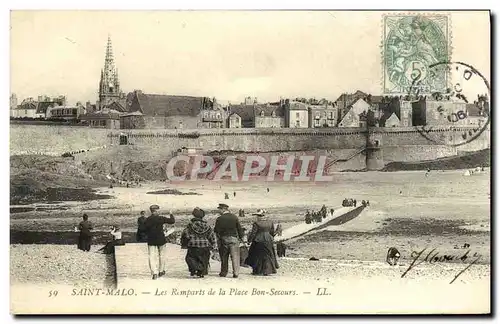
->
(9, 10), (490, 314)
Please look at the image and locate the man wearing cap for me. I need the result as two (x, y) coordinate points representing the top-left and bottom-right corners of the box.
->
(144, 204), (176, 280)
(214, 203), (244, 278)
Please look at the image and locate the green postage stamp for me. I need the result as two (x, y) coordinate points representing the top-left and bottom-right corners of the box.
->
(383, 14), (451, 95)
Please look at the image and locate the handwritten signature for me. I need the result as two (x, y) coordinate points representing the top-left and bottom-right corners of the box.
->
(401, 248), (482, 284)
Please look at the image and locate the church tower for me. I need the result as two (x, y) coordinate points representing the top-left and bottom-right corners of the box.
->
(98, 35), (121, 109)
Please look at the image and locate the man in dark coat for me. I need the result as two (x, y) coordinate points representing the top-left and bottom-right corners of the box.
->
(144, 205), (175, 280)
(214, 203), (244, 278)
(136, 211), (148, 243)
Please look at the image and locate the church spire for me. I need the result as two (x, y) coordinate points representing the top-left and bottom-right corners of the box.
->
(98, 35), (121, 109)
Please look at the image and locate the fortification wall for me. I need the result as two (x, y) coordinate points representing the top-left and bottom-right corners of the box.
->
(10, 124), (111, 155)
(10, 125), (489, 170)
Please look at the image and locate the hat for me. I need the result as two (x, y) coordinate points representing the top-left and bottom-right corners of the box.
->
(217, 203), (229, 209)
(252, 209), (267, 217)
(192, 207), (205, 219)
(150, 204), (160, 211)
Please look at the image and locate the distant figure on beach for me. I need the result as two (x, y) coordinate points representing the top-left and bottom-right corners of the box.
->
(366, 200), (370, 206)
(354, 199), (357, 207)
(239, 228), (250, 268)
(267, 188), (270, 193)
(76, 214), (93, 252)
(321, 205), (327, 219)
(109, 184), (113, 189)
(224, 193), (229, 200)
(244, 209), (279, 276)
(136, 211), (148, 243)
(180, 207), (216, 278)
(214, 203), (244, 278)
(330, 208), (334, 216)
(233, 191), (236, 197)
(276, 242), (287, 257)
(144, 205), (176, 280)
(305, 210), (312, 224)
(275, 223), (283, 237)
(238, 209), (246, 218)
(97, 225), (124, 254)
(362, 200), (366, 207)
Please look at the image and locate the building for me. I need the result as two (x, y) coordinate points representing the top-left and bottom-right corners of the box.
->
(199, 100), (227, 129)
(383, 112), (401, 127)
(227, 104), (256, 128)
(10, 94), (17, 110)
(97, 36), (126, 110)
(228, 113), (242, 128)
(308, 104), (337, 128)
(120, 111), (145, 129)
(400, 100), (413, 127)
(126, 90), (207, 129)
(80, 109), (121, 129)
(46, 105), (85, 120)
(334, 90), (368, 122)
(36, 96), (66, 118)
(285, 100), (308, 128)
(13, 98), (37, 118)
(337, 98), (371, 127)
(254, 103), (285, 128)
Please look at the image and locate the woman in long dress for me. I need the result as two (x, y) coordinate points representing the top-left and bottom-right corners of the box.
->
(76, 214), (93, 252)
(244, 209), (279, 276)
(181, 207), (217, 278)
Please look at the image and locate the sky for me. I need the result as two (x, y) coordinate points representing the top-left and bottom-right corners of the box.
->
(10, 11), (490, 105)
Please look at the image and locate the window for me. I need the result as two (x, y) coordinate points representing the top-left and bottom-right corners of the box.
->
(295, 120), (300, 127)
(315, 114), (320, 119)
(260, 111), (265, 117)
(329, 112), (334, 119)
(328, 119), (334, 126)
(25, 109), (27, 115)
(272, 111), (276, 117)
(296, 112), (300, 118)
(73, 109), (77, 115)
(204, 112), (208, 118)
(315, 119), (320, 127)
(216, 113), (221, 119)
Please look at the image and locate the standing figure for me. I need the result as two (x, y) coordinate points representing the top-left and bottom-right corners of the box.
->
(305, 210), (312, 224)
(244, 209), (279, 276)
(144, 205), (176, 280)
(233, 191), (236, 197)
(77, 214), (93, 252)
(214, 203), (244, 278)
(136, 211), (148, 243)
(224, 193), (229, 200)
(180, 207), (216, 278)
(330, 208), (335, 216)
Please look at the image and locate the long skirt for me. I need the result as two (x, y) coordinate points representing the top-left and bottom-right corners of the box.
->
(244, 241), (279, 275)
(185, 247), (211, 276)
(78, 233), (92, 251)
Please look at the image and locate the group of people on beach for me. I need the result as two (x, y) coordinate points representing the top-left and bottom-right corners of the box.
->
(341, 198), (370, 207)
(304, 205), (332, 224)
(76, 203), (282, 280)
